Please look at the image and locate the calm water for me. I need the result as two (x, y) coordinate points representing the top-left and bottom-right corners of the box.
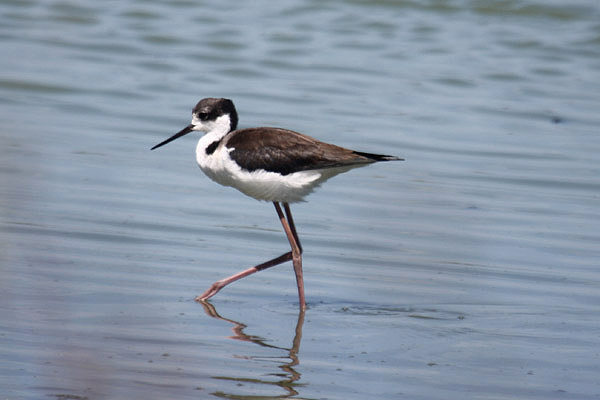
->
(1, 0), (600, 399)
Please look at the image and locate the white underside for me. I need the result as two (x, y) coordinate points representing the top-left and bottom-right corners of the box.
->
(195, 135), (359, 203)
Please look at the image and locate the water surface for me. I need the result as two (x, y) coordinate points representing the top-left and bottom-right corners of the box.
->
(1, 0), (599, 399)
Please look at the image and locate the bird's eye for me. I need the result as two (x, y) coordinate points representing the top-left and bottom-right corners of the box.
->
(198, 112), (208, 120)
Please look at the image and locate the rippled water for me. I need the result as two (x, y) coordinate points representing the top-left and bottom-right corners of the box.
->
(1, 0), (599, 399)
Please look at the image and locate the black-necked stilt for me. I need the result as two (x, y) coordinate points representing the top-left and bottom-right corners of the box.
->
(152, 98), (402, 309)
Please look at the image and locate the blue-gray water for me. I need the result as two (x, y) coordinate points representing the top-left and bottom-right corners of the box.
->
(1, 1), (599, 399)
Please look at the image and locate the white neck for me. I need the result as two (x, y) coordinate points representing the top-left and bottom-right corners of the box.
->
(194, 113), (233, 166)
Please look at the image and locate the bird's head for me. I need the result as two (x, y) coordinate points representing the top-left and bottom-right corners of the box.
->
(151, 97), (238, 150)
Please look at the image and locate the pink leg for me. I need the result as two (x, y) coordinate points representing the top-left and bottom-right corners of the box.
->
(284, 203), (302, 253)
(275, 202), (305, 310)
(196, 251), (293, 302)
(196, 202), (306, 309)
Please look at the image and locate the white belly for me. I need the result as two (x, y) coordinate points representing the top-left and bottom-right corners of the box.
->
(195, 138), (355, 203)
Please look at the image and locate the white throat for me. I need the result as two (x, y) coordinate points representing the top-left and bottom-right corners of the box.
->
(195, 113), (233, 171)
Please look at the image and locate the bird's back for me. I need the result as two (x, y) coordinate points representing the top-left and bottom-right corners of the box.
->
(225, 127), (397, 176)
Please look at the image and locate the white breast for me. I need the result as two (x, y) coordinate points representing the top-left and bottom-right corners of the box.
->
(195, 136), (348, 203)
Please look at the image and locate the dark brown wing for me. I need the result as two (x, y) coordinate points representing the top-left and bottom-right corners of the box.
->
(225, 128), (393, 176)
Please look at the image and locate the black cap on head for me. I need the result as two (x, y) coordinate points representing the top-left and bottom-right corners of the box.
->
(193, 98), (238, 131)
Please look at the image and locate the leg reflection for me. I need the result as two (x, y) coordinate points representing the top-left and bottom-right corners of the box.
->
(200, 302), (306, 398)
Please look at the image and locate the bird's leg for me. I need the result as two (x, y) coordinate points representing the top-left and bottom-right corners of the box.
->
(196, 202), (306, 309)
(275, 202), (306, 310)
(196, 251), (293, 302)
(284, 202), (302, 253)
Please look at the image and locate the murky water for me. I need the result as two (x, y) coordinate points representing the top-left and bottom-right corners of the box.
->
(1, 0), (599, 399)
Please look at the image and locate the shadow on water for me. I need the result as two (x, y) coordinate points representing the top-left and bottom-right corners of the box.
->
(200, 302), (306, 400)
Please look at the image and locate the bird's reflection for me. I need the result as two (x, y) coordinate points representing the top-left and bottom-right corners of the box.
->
(200, 302), (306, 399)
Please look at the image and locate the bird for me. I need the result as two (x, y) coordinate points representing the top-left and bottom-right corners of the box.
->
(151, 98), (402, 309)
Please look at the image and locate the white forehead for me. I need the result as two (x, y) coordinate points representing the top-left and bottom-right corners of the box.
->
(191, 113), (231, 133)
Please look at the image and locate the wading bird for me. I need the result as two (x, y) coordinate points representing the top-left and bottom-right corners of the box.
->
(152, 98), (402, 309)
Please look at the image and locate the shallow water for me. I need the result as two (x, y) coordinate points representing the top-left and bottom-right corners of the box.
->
(1, 0), (600, 399)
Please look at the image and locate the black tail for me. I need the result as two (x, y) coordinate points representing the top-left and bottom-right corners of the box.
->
(354, 151), (404, 162)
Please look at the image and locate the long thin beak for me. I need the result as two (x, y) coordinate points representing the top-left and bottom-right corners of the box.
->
(151, 124), (194, 150)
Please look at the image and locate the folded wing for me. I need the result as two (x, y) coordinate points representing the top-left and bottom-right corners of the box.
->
(226, 128), (399, 176)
